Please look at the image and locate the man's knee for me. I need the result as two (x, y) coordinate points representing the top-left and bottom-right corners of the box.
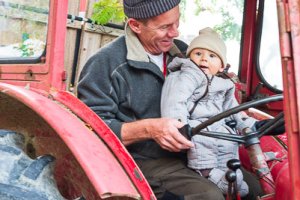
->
(159, 191), (184, 200)
(184, 187), (225, 200)
(159, 189), (224, 200)
(205, 190), (225, 200)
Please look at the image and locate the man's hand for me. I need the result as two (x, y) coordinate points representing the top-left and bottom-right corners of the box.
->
(121, 118), (194, 152)
(148, 118), (194, 152)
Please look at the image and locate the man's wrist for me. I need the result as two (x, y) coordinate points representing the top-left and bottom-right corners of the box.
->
(121, 119), (153, 146)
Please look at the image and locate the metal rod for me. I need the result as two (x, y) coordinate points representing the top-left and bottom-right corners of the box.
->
(67, 14), (124, 30)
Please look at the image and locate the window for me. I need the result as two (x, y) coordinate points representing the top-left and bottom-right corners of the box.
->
(258, 0), (283, 91)
(178, 0), (244, 74)
(0, 0), (49, 62)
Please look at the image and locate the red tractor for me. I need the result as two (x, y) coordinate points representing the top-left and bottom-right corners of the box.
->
(0, 0), (299, 200)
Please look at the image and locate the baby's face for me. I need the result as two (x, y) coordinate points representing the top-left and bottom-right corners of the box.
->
(190, 48), (224, 75)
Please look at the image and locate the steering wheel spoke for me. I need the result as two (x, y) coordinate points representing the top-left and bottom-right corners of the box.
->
(197, 130), (247, 143)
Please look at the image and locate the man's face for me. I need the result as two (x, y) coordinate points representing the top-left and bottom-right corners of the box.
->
(190, 48), (224, 75)
(131, 6), (180, 55)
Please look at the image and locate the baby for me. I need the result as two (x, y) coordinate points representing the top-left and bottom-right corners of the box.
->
(161, 27), (256, 197)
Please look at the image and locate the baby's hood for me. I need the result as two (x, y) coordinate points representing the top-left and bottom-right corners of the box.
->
(167, 57), (207, 78)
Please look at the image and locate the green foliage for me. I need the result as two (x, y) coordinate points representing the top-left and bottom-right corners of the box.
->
(17, 43), (34, 57)
(205, 0), (243, 41)
(179, 0), (187, 21)
(91, 0), (125, 25)
(214, 10), (241, 42)
(14, 33), (34, 57)
(180, 0), (243, 41)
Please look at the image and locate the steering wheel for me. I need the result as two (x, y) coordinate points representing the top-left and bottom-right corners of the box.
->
(189, 94), (284, 147)
(181, 94), (285, 196)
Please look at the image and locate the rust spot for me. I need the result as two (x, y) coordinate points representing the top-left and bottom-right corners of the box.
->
(84, 123), (93, 131)
(133, 167), (143, 181)
(41, 56), (46, 63)
(48, 94), (54, 100)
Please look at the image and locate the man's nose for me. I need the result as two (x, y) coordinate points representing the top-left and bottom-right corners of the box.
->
(168, 24), (179, 38)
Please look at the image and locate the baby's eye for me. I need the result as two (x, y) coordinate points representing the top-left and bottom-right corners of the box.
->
(195, 52), (202, 56)
(209, 53), (217, 58)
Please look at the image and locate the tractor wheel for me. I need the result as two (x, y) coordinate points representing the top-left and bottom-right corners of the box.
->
(0, 129), (66, 200)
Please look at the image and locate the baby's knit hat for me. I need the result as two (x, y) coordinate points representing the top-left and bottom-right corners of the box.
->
(186, 27), (227, 67)
(123, 0), (181, 19)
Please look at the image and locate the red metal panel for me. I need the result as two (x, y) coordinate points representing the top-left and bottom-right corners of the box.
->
(79, 0), (87, 17)
(50, 90), (156, 200)
(274, 162), (290, 200)
(239, 0), (257, 99)
(239, 134), (289, 199)
(275, 0), (300, 199)
(48, 0), (68, 90)
(286, 0), (300, 199)
(0, 82), (141, 199)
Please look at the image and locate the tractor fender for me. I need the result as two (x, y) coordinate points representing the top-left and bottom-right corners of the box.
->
(0, 82), (154, 200)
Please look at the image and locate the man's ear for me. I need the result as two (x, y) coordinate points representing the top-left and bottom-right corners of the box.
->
(127, 18), (142, 34)
(219, 63), (231, 73)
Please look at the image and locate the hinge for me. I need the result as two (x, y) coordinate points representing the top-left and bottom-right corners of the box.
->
(61, 70), (67, 81)
(284, 2), (291, 32)
(277, 1), (292, 59)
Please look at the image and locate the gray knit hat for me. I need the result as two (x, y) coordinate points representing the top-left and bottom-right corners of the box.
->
(186, 27), (227, 67)
(123, 0), (181, 19)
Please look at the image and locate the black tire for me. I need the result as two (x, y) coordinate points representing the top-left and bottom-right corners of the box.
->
(0, 129), (66, 200)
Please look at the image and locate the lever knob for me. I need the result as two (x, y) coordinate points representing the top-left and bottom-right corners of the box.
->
(225, 170), (237, 183)
(227, 159), (241, 171)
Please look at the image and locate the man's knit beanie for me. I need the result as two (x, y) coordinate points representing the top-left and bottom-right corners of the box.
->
(186, 27), (227, 67)
(123, 0), (181, 19)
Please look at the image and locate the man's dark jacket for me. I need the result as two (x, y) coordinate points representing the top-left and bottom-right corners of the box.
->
(77, 25), (185, 159)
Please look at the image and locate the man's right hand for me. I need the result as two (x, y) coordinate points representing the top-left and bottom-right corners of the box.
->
(121, 118), (194, 152)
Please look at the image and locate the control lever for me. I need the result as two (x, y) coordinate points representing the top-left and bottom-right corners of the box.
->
(227, 159), (241, 171)
(226, 170), (237, 200)
(226, 159), (241, 200)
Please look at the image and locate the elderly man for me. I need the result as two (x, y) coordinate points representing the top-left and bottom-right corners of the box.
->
(78, 1), (261, 199)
